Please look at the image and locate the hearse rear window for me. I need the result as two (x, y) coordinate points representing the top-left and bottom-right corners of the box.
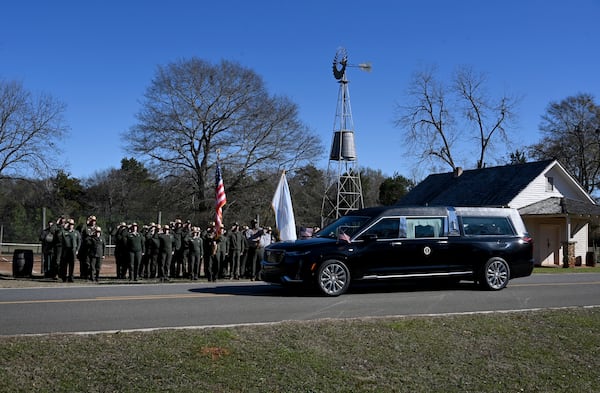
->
(405, 217), (444, 238)
(461, 216), (515, 236)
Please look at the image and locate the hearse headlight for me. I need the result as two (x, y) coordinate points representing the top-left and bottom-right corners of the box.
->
(286, 250), (311, 257)
(265, 249), (286, 263)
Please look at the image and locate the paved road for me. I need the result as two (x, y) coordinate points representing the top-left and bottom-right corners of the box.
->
(1, 273), (599, 336)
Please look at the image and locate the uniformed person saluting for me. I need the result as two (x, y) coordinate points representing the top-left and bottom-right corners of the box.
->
(89, 226), (105, 282)
(158, 225), (174, 282)
(187, 226), (204, 280)
(115, 222), (128, 279)
(60, 218), (81, 282)
(126, 223), (144, 281)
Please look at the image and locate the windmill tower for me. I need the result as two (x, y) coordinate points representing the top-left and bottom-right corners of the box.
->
(321, 48), (371, 227)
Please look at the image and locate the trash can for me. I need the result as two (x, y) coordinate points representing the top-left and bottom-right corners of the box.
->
(13, 249), (34, 277)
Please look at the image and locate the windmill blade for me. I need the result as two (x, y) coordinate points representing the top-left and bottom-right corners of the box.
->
(358, 62), (372, 72)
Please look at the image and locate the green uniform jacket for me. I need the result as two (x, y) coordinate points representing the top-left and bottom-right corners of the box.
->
(127, 232), (145, 253)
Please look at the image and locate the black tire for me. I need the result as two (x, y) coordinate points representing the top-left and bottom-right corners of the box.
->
(316, 260), (350, 296)
(479, 258), (510, 290)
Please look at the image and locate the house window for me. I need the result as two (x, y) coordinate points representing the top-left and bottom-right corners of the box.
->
(546, 176), (554, 192)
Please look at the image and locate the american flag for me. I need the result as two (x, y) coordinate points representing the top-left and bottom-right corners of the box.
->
(215, 161), (227, 236)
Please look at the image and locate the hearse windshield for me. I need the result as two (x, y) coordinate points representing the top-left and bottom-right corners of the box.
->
(316, 215), (371, 240)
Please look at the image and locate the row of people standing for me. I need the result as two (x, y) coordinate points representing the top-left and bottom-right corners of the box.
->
(113, 218), (275, 282)
(39, 215), (105, 282)
(40, 215), (276, 282)
(206, 219), (275, 281)
(113, 219), (200, 282)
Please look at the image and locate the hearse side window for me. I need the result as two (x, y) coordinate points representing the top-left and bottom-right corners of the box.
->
(461, 216), (515, 236)
(317, 215), (371, 239)
(405, 217), (444, 238)
(361, 217), (401, 239)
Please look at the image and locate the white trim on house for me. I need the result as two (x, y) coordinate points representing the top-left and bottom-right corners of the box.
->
(510, 161), (595, 209)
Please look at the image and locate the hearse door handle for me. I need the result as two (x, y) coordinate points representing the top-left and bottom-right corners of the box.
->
(391, 242), (403, 247)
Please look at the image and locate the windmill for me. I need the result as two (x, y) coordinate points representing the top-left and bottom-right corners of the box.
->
(321, 47), (371, 227)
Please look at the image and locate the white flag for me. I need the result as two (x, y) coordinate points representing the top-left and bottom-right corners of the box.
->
(271, 171), (297, 241)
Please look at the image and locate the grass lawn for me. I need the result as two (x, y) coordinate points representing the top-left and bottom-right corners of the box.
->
(534, 266), (600, 274)
(1, 307), (599, 392)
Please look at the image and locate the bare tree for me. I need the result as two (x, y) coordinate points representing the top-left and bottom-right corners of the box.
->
(454, 66), (518, 169)
(125, 58), (322, 212)
(395, 65), (519, 171)
(0, 79), (68, 179)
(529, 93), (600, 196)
(396, 66), (458, 171)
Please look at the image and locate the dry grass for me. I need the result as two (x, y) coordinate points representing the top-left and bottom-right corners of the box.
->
(1, 308), (599, 392)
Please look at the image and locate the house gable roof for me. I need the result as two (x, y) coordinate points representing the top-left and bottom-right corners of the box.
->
(397, 160), (557, 207)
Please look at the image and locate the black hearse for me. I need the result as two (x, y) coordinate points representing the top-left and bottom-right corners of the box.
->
(261, 206), (534, 296)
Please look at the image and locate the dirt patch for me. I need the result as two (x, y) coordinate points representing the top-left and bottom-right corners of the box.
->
(0, 253), (117, 287)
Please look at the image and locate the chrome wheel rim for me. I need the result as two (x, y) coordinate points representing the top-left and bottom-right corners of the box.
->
(319, 263), (348, 295)
(486, 260), (509, 290)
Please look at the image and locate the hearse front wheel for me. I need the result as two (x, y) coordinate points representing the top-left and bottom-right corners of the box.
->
(316, 260), (350, 296)
(480, 258), (510, 290)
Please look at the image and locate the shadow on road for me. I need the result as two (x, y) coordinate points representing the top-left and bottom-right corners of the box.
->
(188, 279), (480, 297)
(188, 283), (290, 297)
(348, 279), (479, 294)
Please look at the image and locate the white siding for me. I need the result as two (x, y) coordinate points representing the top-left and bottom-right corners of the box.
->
(510, 172), (561, 208)
(548, 166), (591, 201)
(572, 222), (589, 265)
(510, 162), (594, 208)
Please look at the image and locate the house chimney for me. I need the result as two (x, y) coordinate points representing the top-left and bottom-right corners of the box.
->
(453, 167), (463, 177)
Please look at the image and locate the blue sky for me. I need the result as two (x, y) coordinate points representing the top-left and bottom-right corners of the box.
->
(2, 0), (599, 180)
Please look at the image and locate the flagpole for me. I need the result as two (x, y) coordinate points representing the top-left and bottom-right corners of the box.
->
(215, 149), (227, 239)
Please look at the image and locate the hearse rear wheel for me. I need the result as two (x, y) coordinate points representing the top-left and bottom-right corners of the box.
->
(480, 258), (510, 290)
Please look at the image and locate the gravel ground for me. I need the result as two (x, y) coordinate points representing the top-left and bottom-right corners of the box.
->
(0, 254), (118, 288)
